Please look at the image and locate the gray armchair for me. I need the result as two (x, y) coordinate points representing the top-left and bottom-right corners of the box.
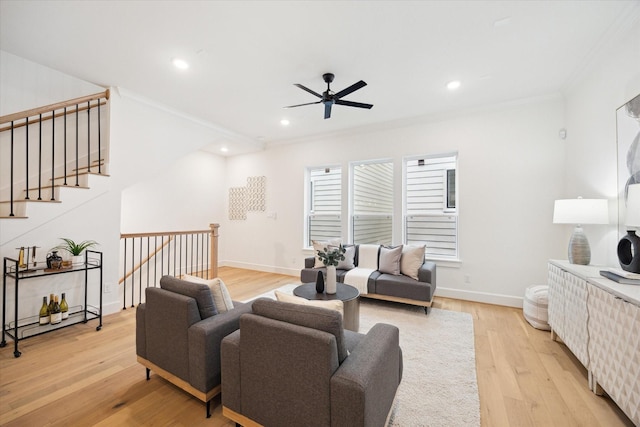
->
(136, 275), (252, 417)
(221, 298), (402, 426)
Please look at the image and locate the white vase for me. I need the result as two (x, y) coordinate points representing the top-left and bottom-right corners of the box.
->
(326, 265), (337, 294)
(72, 255), (84, 266)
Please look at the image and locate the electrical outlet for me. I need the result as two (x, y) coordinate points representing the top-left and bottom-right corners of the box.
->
(464, 274), (471, 284)
(104, 282), (113, 293)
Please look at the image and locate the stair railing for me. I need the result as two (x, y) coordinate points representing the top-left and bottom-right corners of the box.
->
(119, 223), (219, 308)
(0, 90), (110, 217)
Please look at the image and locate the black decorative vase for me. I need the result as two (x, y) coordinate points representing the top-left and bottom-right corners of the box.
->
(46, 250), (63, 269)
(315, 270), (325, 293)
(618, 230), (640, 273)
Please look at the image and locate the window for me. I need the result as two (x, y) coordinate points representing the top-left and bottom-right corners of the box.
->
(306, 166), (341, 246)
(404, 153), (458, 259)
(351, 161), (393, 245)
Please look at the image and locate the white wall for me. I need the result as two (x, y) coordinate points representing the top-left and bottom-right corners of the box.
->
(223, 96), (567, 306)
(121, 150), (227, 233)
(0, 50), (102, 116)
(564, 17), (640, 267)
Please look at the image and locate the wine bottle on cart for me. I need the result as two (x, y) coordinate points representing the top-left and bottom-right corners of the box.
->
(48, 293), (55, 315)
(50, 296), (62, 325)
(39, 296), (50, 325)
(60, 293), (69, 320)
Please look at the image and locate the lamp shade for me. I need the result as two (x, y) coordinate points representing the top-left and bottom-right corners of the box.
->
(625, 184), (640, 226)
(553, 198), (609, 225)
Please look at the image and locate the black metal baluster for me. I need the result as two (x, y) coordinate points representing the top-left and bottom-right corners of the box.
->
(139, 237), (142, 305)
(131, 238), (135, 308)
(167, 236), (170, 277)
(75, 104), (79, 186)
(122, 238), (127, 310)
(63, 108), (67, 185)
(37, 114), (42, 200)
(154, 236), (157, 286)
(25, 117), (29, 200)
(161, 236), (164, 277)
(9, 122), (14, 216)
(206, 233), (210, 279)
(98, 99), (102, 174)
(190, 234), (194, 275)
(146, 237), (150, 290)
(51, 110), (55, 200)
(197, 233), (202, 277)
(87, 101), (91, 173)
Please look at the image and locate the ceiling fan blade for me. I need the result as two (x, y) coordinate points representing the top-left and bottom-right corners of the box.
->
(294, 83), (323, 98)
(335, 99), (374, 109)
(334, 80), (367, 99)
(324, 102), (332, 119)
(284, 101), (322, 108)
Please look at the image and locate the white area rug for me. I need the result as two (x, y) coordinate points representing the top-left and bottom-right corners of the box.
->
(247, 285), (481, 427)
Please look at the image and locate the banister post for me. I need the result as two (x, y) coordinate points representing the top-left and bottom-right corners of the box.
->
(209, 223), (219, 278)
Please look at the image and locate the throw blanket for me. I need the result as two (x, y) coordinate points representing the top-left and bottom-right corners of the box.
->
(344, 244), (379, 295)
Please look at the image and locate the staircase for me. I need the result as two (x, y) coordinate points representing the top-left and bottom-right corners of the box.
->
(0, 90), (110, 220)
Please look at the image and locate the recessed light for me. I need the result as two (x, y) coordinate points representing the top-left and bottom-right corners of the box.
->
(220, 147), (229, 153)
(280, 119), (290, 126)
(446, 80), (461, 90)
(172, 58), (189, 70)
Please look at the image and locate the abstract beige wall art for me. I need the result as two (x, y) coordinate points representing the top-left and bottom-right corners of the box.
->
(246, 176), (266, 212)
(229, 187), (247, 220)
(228, 176), (266, 220)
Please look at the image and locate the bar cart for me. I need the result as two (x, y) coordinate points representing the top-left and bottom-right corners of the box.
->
(2, 250), (103, 357)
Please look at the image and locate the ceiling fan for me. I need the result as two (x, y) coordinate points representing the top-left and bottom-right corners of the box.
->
(285, 73), (373, 119)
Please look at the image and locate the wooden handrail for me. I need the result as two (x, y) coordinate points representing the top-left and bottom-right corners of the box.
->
(0, 100), (108, 133)
(120, 228), (212, 239)
(118, 236), (173, 285)
(0, 89), (110, 125)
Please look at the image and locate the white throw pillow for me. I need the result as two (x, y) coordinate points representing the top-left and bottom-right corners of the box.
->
(400, 245), (426, 280)
(379, 245), (403, 275)
(357, 244), (381, 269)
(312, 238), (342, 268)
(274, 290), (344, 316)
(182, 274), (234, 313)
(331, 244), (356, 270)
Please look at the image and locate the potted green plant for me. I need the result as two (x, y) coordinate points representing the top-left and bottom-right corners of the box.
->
(316, 245), (346, 294)
(54, 238), (99, 266)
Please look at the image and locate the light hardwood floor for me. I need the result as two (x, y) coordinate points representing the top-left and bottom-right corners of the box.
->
(0, 267), (634, 426)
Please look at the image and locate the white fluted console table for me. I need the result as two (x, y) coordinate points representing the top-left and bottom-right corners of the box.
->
(547, 260), (640, 425)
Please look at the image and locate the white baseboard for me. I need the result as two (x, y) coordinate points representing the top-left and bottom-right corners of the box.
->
(435, 287), (523, 308)
(103, 300), (123, 316)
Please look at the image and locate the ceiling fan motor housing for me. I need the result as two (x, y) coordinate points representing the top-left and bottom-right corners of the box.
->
(285, 72), (372, 119)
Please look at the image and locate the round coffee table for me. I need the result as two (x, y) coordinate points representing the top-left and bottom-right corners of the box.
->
(293, 282), (360, 332)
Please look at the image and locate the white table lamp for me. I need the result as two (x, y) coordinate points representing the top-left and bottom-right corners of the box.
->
(618, 184), (640, 273)
(553, 197), (608, 265)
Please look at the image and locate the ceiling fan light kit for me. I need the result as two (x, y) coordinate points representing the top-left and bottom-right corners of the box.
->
(285, 73), (373, 119)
